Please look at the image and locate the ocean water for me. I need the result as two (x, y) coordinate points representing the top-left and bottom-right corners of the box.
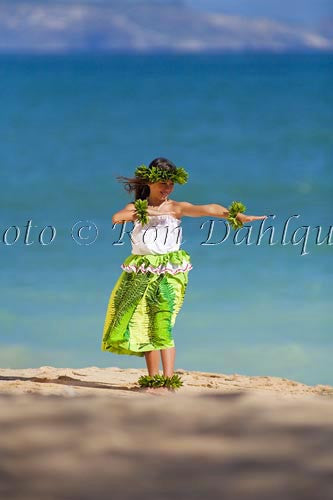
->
(1, 53), (332, 385)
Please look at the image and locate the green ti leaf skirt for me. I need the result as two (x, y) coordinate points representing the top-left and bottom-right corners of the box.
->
(101, 249), (192, 357)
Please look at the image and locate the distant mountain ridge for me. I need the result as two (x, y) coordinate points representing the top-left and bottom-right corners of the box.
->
(0, 0), (332, 53)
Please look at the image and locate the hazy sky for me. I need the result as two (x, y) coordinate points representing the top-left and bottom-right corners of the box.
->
(4, 1), (333, 30)
(185, 0), (332, 29)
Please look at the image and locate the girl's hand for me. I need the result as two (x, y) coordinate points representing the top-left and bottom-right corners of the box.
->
(236, 213), (268, 224)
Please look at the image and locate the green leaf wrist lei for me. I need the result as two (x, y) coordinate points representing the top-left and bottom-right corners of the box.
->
(134, 199), (149, 226)
(227, 201), (247, 230)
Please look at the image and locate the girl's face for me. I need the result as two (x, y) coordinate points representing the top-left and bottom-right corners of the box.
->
(148, 180), (174, 200)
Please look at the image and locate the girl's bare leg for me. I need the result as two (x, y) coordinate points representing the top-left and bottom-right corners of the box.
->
(144, 349), (161, 376)
(142, 348), (176, 395)
(161, 346), (175, 377)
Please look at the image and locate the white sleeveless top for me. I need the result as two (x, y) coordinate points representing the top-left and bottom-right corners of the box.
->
(130, 214), (182, 255)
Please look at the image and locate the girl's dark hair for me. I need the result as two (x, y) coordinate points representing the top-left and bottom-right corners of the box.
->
(116, 157), (178, 202)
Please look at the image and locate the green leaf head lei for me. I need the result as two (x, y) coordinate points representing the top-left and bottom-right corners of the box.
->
(134, 164), (189, 185)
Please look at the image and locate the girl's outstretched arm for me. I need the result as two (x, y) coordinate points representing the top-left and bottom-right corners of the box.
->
(176, 201), (267, 223)
(176, 201), (229, 218)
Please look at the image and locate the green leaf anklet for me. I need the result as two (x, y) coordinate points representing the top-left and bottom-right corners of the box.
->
(227, 200), (247, 230)
(138, 373), (184, 390)
(134, 199), (149, 226)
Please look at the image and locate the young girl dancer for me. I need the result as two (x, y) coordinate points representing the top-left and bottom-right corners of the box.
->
(101, 157), (267, 393)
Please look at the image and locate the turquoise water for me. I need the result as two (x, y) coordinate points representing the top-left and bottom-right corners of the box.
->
(1, 53), (332, 385)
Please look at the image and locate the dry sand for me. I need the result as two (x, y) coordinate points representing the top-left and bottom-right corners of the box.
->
(0, 366), (333, 499)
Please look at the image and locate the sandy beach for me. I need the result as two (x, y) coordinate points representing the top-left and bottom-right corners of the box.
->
(1, 366), (333, 499)
(1, 365), (333, 398)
